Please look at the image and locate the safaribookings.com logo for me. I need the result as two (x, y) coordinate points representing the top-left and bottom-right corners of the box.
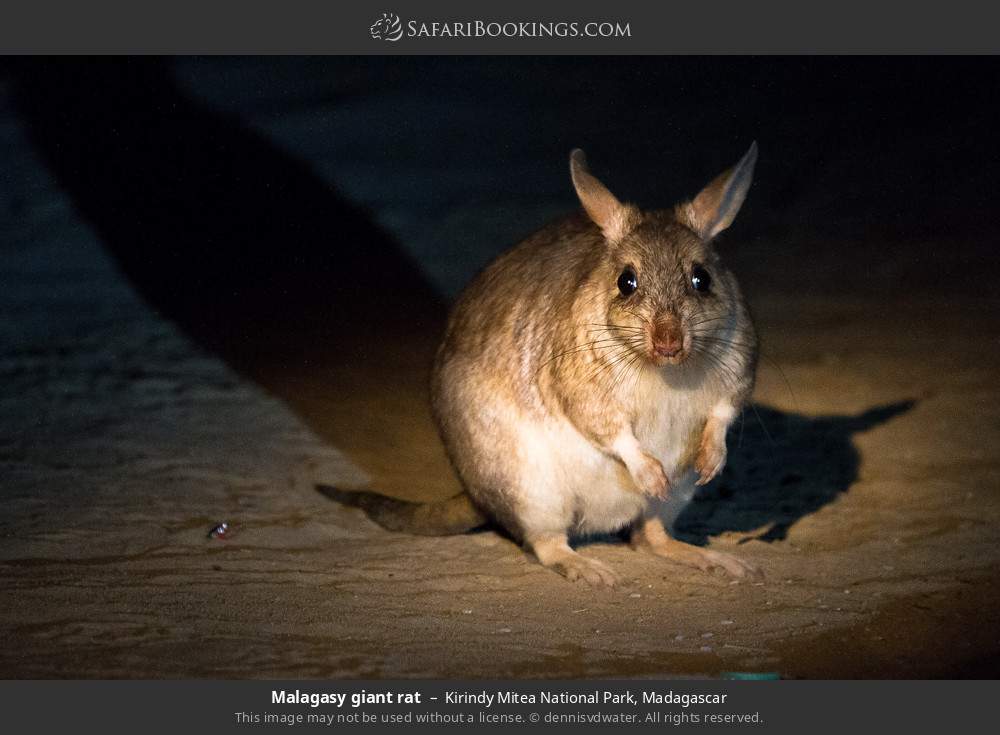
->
(369, 13), (631, 41)
(370, 13), (404, 41)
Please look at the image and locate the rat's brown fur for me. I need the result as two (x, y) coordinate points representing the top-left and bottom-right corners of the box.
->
(331, 144), (761, 585)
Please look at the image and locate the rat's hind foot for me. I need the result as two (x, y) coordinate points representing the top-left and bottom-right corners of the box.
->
(554, 555), (620, 587)
(631, 516), (762, 580)
(528, 534), (619, 587)
(651, 540), (762, 579)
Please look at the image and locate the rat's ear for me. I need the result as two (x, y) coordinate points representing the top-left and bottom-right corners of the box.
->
(570, 149), (634, 242)
(682, 141), (758, 240)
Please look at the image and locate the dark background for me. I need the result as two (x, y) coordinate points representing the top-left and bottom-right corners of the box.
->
(8, 56), (999, 312)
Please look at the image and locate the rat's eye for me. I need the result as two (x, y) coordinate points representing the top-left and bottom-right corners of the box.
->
(617, 267), (638, 297)
(691, 265), (712, 293)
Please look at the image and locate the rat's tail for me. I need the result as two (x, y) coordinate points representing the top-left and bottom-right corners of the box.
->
(316, 485), (488, 536)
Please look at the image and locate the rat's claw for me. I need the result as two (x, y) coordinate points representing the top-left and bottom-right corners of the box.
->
(695, 466), (721, 486)
(694, 442), (726, 486)
(634, 455), (669, 498)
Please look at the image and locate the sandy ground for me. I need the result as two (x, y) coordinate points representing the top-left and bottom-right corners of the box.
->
(2, 58), (999, 678)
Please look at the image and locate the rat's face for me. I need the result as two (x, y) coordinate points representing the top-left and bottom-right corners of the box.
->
(603, 217), (740, 369)
(568, 143), (758, 372)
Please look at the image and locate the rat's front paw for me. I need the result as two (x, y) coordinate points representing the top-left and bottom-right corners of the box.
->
(632, 456), (669, 499)
(694, 438), (726, 486)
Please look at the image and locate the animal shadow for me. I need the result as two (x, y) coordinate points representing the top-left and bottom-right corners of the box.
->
(672, 400), (915, 545)
(10, 59), (459, 499)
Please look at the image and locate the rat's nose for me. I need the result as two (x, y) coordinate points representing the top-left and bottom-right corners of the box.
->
(652, 318), (684, 358)
(653, 335), (683, 358)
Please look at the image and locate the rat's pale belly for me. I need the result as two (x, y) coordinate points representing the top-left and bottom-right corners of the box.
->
(518, 410), (702, 535)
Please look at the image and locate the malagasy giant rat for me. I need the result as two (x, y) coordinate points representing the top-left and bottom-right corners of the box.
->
(329, 144), (760, 585)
